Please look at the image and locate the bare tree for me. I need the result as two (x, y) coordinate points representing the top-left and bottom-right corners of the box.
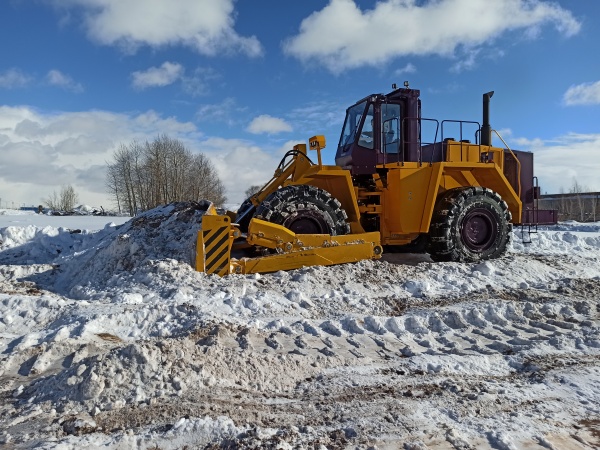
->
(60, 185), (79, 211)
(105, 163), (122, 214)
(244, 185), (262, 198)
(43, 185), (79, 212)
(569, 179), (590, 222)
(106, 143), (140, 215)
(106, 135), (227, 214)
(43, 191), (61, 211)
(557, 186), (572, 221)
(186, 152), (227, 206)
(591, 193), (599, 222)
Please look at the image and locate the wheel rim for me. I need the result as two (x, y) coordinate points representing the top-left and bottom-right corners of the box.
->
(461, 208), (497, 252)
(283, 210), (331, 234)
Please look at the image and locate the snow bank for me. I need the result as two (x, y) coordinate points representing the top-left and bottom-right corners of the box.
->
(0, 202), (210, 297)
(1, 208), (600, 449)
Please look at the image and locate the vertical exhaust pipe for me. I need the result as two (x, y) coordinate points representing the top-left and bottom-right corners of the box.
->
(481, 91), (494, 146)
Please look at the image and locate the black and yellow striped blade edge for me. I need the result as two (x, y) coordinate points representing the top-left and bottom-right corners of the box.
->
(196, 215), (232, 276)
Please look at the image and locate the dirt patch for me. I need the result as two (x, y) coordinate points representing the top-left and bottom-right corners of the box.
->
(578, 419), (600, 447)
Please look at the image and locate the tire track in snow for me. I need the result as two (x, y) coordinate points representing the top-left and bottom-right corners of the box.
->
(250, 289), (600, 369)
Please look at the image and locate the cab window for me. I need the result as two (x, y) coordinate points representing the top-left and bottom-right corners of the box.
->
(382, 103), (401, 154)
(357, 104), (375, 149)
(339, 101), (367, 149)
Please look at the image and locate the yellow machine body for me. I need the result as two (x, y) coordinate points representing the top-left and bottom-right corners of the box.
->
(374, 142), (522, 246)
(195, 86), (537, 275)
(196, 137), (520, 275)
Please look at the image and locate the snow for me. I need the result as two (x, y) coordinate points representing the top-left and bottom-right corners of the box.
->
(0, 208), (130, 230)
(1, 206), (599, 449)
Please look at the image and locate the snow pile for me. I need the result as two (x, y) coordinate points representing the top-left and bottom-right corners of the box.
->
(71, 205), (96, 215)
(29, 201), (210, 297)
(0, 209), (32, 216)
(512, 226), (600, 255)
(35, 416), (244, 450)
(1, 210), (600, 449)
(544, 220), (600, 232)
(25, 323), (329, 411)
(0, 224), (115, 265)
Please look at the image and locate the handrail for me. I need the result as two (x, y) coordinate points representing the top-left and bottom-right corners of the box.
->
(492, 129), (521, 198)
(441, 120), (481, 162)
(400, 117), (439, 166)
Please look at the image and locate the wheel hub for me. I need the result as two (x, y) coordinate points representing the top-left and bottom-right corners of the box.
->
(462, 209), (497, 251)
(284, 210), (330, 234)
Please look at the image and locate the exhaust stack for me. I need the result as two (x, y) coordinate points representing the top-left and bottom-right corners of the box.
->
(481, 91), (494, 146)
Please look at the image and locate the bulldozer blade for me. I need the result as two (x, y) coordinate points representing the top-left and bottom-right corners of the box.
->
(196, 200), (220, 216)
(196, 215), (382, 276)
(196, 214), (235, 276)
(233, 235), (381, 274)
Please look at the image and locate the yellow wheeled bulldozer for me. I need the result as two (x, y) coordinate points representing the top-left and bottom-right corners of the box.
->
(196, 84), (557, 276)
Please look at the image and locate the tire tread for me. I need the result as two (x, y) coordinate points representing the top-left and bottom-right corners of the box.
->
(427, 187), (512, 262)
(256, 185), (350, 236)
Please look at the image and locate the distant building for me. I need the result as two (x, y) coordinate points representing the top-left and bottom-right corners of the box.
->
(538, 192), (600, 222)
(19, 205), (49, 214)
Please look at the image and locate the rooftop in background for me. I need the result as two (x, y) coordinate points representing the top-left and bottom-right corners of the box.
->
(540, 192), (600, 200)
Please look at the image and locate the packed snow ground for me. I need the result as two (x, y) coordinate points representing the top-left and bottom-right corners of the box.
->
(0, 205), (599, 449)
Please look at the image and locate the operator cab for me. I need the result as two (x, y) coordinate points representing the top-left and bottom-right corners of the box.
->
(335, 86), (421, 175)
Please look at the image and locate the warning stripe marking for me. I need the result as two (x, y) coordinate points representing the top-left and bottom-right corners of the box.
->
(203, 226), (230, 274)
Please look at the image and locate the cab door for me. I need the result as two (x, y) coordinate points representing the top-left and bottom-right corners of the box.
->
(380, 102), (402, 165)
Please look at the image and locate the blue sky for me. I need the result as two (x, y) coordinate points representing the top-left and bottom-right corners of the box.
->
(1, 0), (599, 209)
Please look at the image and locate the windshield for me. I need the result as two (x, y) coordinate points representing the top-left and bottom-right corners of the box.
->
(338, 100), (368, 149)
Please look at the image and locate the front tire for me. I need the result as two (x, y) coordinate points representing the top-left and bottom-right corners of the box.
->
(235, 198), (255, 232)
(255, 185), (350, 236)
(427, 187), (512, 262)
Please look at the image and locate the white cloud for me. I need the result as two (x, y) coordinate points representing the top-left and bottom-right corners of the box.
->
(46, 69), (84, 92)
(49, 0), (263, 57)
(512, 136), (544, 148)
(277, 140), (307, 155)
(1, 68), (84, 92)
(131, 62), (184, 90)
(0, 105), (200, 208)
(283, 0), (580, 73)
(246, 115), (293, 134)
(513, 133), (600, 194)
(287, 101), (345, 132)
(450, 48), (480, 73)
(495, 128), (513, 139)
(563, 81), (600, 106)
(181, 67), (220, 97)
(0, 68), (32, 89)
(394, 63), (417, 76)
(196, 98), (246, 125)
(0, 105), (284, 209)
(1, 105), (597, 209)
(186, 137), (281, 206)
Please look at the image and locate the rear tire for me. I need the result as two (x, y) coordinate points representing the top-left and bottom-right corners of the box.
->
(255, 185), (350, 235)
(427, 187), (512, 262)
